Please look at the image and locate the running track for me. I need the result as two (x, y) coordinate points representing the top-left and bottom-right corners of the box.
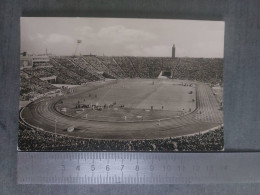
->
(20, 82), (223, 140)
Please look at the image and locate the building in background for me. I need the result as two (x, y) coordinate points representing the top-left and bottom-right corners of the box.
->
(20, 52), (33, 69)
(172, 44), (175, 58)
(20, 52), (50, 69)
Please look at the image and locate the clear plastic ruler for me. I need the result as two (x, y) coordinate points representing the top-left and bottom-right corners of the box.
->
(17, 152), (260, 184)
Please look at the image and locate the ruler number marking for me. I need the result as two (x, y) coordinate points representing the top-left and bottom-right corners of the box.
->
(18, 153), (259, 184)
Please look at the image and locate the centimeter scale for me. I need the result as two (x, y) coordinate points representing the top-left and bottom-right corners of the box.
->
(18, 152), (260, 184)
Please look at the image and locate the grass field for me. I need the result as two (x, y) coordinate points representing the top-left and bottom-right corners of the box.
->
(56, 79), (196, 121)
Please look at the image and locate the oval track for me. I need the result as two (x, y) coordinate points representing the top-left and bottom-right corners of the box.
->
(21, 81), (223, 139)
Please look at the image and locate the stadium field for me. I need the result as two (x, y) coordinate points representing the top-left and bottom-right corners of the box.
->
(20, 79), (223, 140)
(55, 79), (196, 122)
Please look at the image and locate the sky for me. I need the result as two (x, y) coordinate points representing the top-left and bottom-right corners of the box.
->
(21, 17), (225, 58)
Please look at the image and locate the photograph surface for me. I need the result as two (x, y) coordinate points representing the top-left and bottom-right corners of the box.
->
(19, 17), (224, 151)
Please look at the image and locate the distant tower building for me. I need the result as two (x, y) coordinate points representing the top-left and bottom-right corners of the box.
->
(172, 44), (175, 58)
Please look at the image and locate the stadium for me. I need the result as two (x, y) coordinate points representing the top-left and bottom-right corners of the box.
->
(18, 54), (224, 151)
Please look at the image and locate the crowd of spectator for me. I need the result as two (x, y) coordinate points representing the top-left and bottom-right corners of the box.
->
(81, 56), (117, 78)
(112, 57), (138, 78)
(20, 56), (223, 100)
(146, 57), (164, 78)
(174, 58), (223, 85)
(23, 67), (54, 78)
(97, 56), (126, 78)
(128, 57), (150, 78)
(20, 71), (57, 100)
(68, 57), (103, 80)
(108, 57), (222, 84)
(56, 57), (103, 82)
(18, 120), (223, 151)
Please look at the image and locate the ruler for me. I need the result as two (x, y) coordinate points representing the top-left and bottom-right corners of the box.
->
(17, 152), (260, 184)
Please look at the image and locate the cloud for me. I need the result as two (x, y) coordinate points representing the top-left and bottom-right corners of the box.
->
(79, 25), (158, 56)
(45, 33), (74, 43)
(76, 26), (94, 36)
(142, 45), (171, 57)
(21, 18), (224, 57)
(36, 33), (44, 39)
(96, 25), (156, 44)
(27, 33), (44, 41)
(28, 35), (35, 41)
(124, 44), (171, 57)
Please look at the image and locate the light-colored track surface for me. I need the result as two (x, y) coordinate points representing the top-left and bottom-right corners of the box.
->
(20, 80), (223, 140)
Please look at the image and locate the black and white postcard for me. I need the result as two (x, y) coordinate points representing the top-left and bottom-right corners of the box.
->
(18, 17), (224, 151)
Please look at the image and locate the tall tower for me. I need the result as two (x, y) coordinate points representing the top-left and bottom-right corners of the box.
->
(172, 44), (175, 58)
